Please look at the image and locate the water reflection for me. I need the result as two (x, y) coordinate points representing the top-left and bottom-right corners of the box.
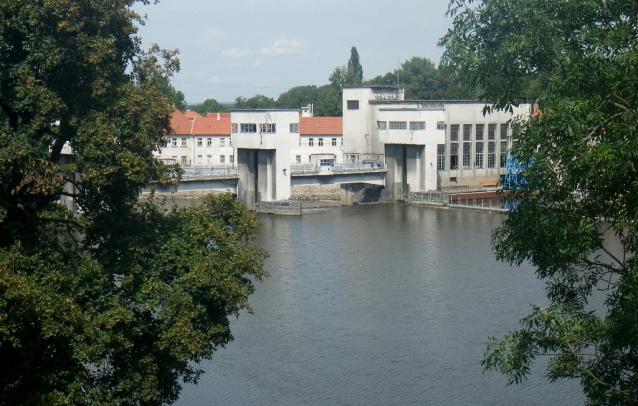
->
(175, 203), (584, 405)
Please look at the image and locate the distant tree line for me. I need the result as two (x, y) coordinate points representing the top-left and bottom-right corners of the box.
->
(177, 46), (480, 117)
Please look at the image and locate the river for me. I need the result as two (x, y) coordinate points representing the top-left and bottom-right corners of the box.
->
(174, 202), (585, 405)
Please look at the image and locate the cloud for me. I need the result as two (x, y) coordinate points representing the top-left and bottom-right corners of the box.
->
(260, 39), (307, 56)
(198, 29), (230, 45)
(220, 48), (252, 59)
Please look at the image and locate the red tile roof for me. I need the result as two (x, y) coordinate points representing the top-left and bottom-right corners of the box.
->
(170, 109), (194, 135)
(169, 111), (230, 136)
(300, 117), (343, 136)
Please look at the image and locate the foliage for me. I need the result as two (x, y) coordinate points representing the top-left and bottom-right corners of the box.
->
(441, 0), (638, 403)
(275, 85), (319, 109)
(153, 76), (187, 111)
(346, 46), (363, 85)
(0, 1), (266, 405)
(233, 94), (276, 110)
(191, 98), (229, 115)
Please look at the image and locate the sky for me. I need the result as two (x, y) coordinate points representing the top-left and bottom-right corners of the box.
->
(133, 0), (454, 104)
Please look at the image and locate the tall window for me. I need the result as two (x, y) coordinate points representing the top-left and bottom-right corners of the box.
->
(463, 142), (471, 168)
(410, 121), (425, 131)
(488, 124), (496, 140)
(437, 121), (445, 130)
(476, 124), (484, 140)
(197, 138), (202, 146)
(240, 123), (256, 133)
(181, 138), (187, 147)
(500, 141), (508, 167)
(475, 142), (484, 169)
(450, 124), (460, 141)
(181, 156), (187, 164)
(318, 138), (324, 147)
(197, 155), (202, 163)
(377, 121), (387, 130)
(207, 155), (212, 163)
(171, 138), (177, 146)
(463, 124), (472, 140)
(207, 137), (212, 146)
(450, 143), (459, 170)
(290, 123), (299, 133)
(220, 138), (225, 146)
(332, 138), (337, 147)
(220, 155), (225, 164)
(308, 138), (314, 147)
(231, 123), (238, 133)
(437, 144), (446, 170)
(389, 121), (407, 130)
(260, 123), (276, 133)
(230, 155), (234, 164)
(347, 100), (359, 110)
(500, 123), (508, 140)
(488, 142), (496, 168)
(296, 155), (301, 163)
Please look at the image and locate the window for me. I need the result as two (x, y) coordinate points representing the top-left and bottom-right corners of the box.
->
(229, 155), (234, 164)
(437, 121), (446, 130)
(308, 138), (314, 147)
(476, 124), (484, 140)
(475, 142), (484, 169)
(296, 155), (301, 163)
(463, 142), (471, 168)
(207, 155), (212, 163)
(290, 123), (299, 133)
(241, 123), (256, 133)
(181, 156), (188, 164)
(318, 138), (323, 147)
(171, 138), (177, 147)
(437, 144), (446, 171)
(220, 155), (225, 164)
(260, 123), (276, 133)
(181, 138), (187, 147)
(231, 123), (238, 133)
(197, 138), (202, 146)
(207, 137), (212, 146)
(347, 100), (359, 110)
(488, 142), (496, 168)
(332, 138), (337, 147)
(320, 159), (334, 167)
(309, 156), (312, 163)
(377, 121), (387, 130)
(488, 124), (496, 140)
(500, 141), (508, 167)
(410, 121), (426, 131)
(197, 155), (202, 163)
(220, 138), (225, 146)
(463, 124), (472, 141)
(450, 124), (460, 141)
(500, 123), (508, 140)
(450, 143), (459, 170)
(389, 121), (407, 130)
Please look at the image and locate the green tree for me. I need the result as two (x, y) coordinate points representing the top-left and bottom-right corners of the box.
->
(0, 1), (266, 405)
(441, 0), (638, 403)
(153, 76), (187, 111)
(346, 46), (363, 85)
(193, 98), (228, 115)
(276, 85), (319, 109)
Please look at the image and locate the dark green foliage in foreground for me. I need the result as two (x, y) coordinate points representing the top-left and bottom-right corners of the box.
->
(0, 1), (266, 405)
(441, 0), (638, 403)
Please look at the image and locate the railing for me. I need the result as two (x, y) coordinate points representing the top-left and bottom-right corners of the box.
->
(258, 200), (302, 215)
(409, 191), (449, 204)
(181, 166), (239, 178)
(441, 185), (498, 194)
(448, 196), (506, 211)
(333, 162), (387, 172)
(290, 165), (319, 174)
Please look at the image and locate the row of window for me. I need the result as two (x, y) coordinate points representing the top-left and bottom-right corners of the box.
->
(171, 137), (230, 147)
(230, 123), (304, 134)
(377, 121), (428, 131)
(305, 137), (339, 147)
(293, 156), (336, 166)
(436, 141), (513, 171)
(449, 123), (509, 141)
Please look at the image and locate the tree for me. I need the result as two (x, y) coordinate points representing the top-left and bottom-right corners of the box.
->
(346, 46), (363, 85)
(153, 76), (187, 111)
(276, 85), (319, 109)
(193, 98), (228, 115)
(441, 0), (638, 403)
(0, 1), (266, 405)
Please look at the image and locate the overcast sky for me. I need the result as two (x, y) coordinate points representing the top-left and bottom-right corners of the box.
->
(134, 0), (453, 103)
